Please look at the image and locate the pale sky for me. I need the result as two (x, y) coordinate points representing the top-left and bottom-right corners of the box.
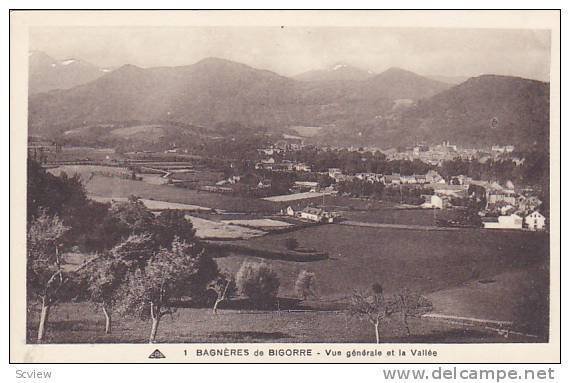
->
(29, 26), (551, 81)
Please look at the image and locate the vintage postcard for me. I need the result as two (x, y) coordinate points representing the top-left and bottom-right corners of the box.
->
(9, 10), (560, 363)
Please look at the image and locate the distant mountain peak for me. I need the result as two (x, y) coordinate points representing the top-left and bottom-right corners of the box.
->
(378, 67), (419, 77)
(193, 56), (249, 68)
(29, 51), (107, 94)
(295, 63), (375, 82)
(60, 58), (79, 66)
(331, 63), (349, 71)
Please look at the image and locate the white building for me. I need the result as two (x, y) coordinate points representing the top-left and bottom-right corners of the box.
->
(328, 168), (342, 178)
(525, 211), (546, 231)
(421, 195), (443, 209)
(298, 207), (339, 223)
(483, 214), (523, 230)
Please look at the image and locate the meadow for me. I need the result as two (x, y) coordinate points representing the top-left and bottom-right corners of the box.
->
(215, 225), (549, 302)
(27, 302), (531, 344)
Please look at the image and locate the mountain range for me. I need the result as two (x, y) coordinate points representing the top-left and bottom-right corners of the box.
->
(28, 52), (550, 150)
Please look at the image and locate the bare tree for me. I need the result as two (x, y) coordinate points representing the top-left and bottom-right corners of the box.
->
(207, 273), (236, 314)
(393, 288), (433, 336)
(27, 212), (70, 343)
(348, 283), (394, 343)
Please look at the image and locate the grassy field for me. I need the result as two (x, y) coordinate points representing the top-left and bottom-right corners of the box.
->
(215, 224), (549, 301)
(427, 262), (549, 336)
(85, 175), (279, 213)
(27, 302), (532, 344)
(342, 208), (462, 226)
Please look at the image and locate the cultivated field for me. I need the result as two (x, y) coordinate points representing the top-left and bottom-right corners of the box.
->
(89, 196), (210, 212)
(85, 175), (279, 213)
(222, 219), (293, 229)
(263, 191), (328, 202)
(186, 215), (266, 240)
(48, 165), (129, 181)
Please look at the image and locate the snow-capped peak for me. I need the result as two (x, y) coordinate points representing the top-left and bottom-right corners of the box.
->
(60, 59), (77, 66)
(332, 64), (347, 71)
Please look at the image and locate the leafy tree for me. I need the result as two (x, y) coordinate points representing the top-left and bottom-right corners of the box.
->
(348, 283), (394, 343)
(27, 159), (87, 222)
(294, 270), (317, 300)
(83, 257), (129, 334)
(236, 261), (280, 307)
(107, 196), (156, 238)
(116, 238), (214, 343)
(207, 273), (236, 314)
(153, 209), (197, 249)
(80, 235), (153, 334)
(109, 233), (155, 270)
(393, 288), (433, 336)
(27, 211), (70, 342)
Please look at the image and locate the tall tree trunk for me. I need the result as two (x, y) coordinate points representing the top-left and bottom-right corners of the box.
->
(403, 315), (411, 337)
(213, 298), (221, 314)
(149, 303), (160, 344)
(37, 298), (50, 343)
(102, 306), (112, 334)
(374, 321), (380, 344)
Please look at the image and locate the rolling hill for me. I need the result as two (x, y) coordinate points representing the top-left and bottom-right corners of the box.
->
(399, 75), (550, 150)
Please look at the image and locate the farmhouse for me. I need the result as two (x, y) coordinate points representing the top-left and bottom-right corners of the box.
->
(288, 206), (340, 223)
(199, 185), (234, 194)
(328, 168), (342, 178)
(301, 207), (338, 223)
(421, 195), (443, 209)
(384, 174), (402, 185)
(293, 163), (311, 172)
(425, 170), (444, 184)
(355, 173), (383, 183)
(525, 211), (546, 231)
(482, 213), (523, 230)
(487, 190), (517, 206)
(400, 175), (418, 184)
(292, 181), (319, 192)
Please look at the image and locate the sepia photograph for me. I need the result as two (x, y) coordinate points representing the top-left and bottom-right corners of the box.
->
(9, 9), (560, 363)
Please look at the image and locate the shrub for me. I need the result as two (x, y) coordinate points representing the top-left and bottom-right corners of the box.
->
(236, 261), (280, 306)
(294, 270), (317, 300)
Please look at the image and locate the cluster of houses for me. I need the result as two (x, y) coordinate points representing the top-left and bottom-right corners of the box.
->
(327, 167), (548, 231)
(328, 169), (446, 185)
(385, 141), (517, 166)
(482, 211), (546, 231)
(255, 158), (312, 172)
